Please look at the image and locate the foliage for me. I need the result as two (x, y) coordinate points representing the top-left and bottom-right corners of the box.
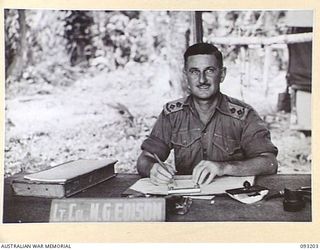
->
(5, 10), (308, 177)
(5, 10), (186, 89)
(203, 11), (287, 38)
(90, 11), (158, 70)
(64, 11), (94, 66)
(5, 10), (74, 91)
(202, 11), (288, 63)
(5, 10), (290, 84)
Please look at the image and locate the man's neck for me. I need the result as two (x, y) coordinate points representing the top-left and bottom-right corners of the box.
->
(192, 94), (220, 113)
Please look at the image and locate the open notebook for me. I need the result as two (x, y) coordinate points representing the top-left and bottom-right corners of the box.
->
(129, 175), (255, 196)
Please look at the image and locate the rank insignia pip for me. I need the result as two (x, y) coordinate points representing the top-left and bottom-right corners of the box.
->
(227, 102), (249, 120)
(163, 99), (185, 115)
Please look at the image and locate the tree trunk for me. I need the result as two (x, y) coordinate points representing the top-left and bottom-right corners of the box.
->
(6, 10), (28, 80)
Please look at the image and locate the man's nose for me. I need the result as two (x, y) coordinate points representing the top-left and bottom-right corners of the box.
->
(199, 71), (207, 84)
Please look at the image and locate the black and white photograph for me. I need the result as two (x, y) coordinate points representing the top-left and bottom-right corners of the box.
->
(3, 9), (312, 224)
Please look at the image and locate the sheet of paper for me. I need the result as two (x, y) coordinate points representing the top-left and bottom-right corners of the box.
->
(129, 175), (255, 195)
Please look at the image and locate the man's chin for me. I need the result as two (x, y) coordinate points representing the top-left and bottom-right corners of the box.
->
(192, 93), (218, 101)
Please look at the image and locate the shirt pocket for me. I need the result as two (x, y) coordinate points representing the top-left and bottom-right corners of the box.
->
(212, 133), (244, 160)
(171, 129), (201, 171)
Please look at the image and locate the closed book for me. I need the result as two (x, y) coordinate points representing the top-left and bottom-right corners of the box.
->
(11, 159), (117, 198)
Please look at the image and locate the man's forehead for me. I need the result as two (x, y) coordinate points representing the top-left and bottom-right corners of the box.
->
(186, 54), (221, 68)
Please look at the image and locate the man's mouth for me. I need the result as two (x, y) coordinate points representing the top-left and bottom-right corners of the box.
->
(198, 84), (210, 89)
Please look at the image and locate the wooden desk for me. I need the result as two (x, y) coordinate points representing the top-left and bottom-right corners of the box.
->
(3, 174), (311, 223)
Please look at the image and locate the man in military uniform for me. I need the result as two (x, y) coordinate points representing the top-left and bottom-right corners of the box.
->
(137, 43), (278, 185)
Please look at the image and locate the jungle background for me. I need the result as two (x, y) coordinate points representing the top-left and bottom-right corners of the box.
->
(4, 10), (311, 177)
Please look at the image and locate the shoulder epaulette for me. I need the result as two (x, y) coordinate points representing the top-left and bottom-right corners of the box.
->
(163, 98), (185, 115)
(226, 101), (250, 120)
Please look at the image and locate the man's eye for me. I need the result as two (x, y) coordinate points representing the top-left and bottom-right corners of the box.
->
(190, 70), (200, 75)
(205, 68), (215, 74)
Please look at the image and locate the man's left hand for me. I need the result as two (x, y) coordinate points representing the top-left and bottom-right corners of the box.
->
(192, 160), (225, 185)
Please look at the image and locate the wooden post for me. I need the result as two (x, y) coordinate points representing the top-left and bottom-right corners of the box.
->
(239, 46), (246, 100)
(245, 47), (250, 87)
(208, 32), (313, 45)
(195, 11), (203, 43)
(190, 11), (203, 44)
(263, 46), (272, 96)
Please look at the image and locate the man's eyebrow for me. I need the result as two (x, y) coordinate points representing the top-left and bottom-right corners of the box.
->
(189, 66), (216, 71)
(188, 67), (199, 70)
(205, 66), (217, 70)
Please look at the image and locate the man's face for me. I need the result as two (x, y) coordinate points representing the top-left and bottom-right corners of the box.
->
(185, 54), (226, 101)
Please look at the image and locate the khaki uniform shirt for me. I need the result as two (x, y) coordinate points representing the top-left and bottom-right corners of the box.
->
(141, 93), (278, 175)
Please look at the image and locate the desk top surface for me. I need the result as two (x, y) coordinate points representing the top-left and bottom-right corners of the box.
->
(3, 173), (311, 223)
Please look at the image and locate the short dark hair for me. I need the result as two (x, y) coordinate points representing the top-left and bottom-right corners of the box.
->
(184, 43), (223, 67)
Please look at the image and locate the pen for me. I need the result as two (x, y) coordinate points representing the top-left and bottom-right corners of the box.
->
(153, 153), (177, 186)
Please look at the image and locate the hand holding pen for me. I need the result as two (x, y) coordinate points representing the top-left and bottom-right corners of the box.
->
(148, 153), (177, 186)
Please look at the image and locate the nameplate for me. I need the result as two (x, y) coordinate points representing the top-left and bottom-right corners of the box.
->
(49, 198), (166, 222)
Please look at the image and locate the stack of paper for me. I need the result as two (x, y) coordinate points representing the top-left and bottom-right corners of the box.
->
(129, 175), (255, 196)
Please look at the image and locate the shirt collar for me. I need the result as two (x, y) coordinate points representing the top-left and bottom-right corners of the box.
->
(182, 95), (193, 106)
(216, 93), (230, 113)
(184, 93), (224, 109)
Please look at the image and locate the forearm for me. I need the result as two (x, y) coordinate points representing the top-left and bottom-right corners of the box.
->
(137, 151), (155, 177)
(221, 153), (278, 176)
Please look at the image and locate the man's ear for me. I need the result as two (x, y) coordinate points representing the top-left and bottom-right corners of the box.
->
(183, 67), (187, 76)
(220, 67), (227, 82)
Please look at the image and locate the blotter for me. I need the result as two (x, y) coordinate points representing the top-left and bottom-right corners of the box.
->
(11, 159), (117, 198)
(128, 175), (255, 196)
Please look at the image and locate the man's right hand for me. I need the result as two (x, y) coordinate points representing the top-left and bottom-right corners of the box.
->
(150, 163), (175, 185)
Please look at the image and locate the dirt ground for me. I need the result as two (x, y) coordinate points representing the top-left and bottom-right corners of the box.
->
(4, 62), (311, 177)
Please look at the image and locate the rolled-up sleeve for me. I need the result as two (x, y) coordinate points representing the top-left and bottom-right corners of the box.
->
(240, 109), (278, 158)
(141, 111), (172, 161)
